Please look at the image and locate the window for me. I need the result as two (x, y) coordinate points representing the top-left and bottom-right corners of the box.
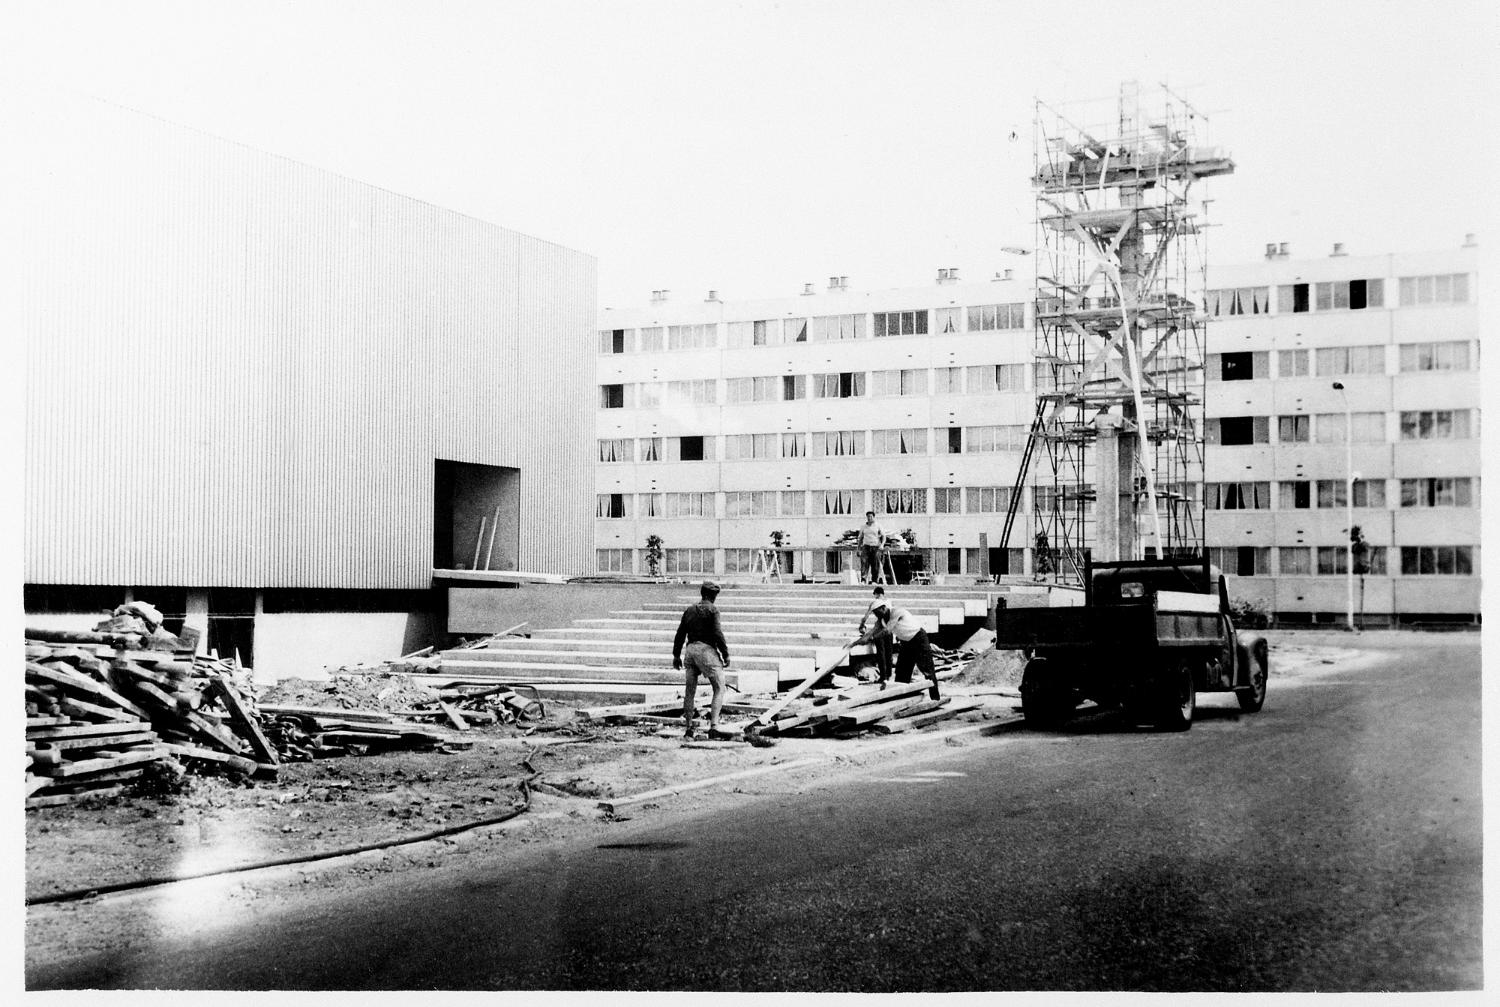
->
(870, 368), (928, 396)
(1279, 547), (1312, 576)
(1399, 342), (1472, 372)
(965, 364), (1027, 393)
(1315, 345), (1384, 376)
(598, 438), (633, 463)
(1401, 546), (1475, 576)
(871, 428), (928, 455)
(637, 382), (662, 409)
(933, 487), (962, 513)
(781, 432), (806, 458)
(596, 493), (629, 519)
(1206, 287), (1270, 317)
(1399, 273), (1469, 306)
(1210, 351), (1269, 381)
(1279, 481), (1311, 510)
(1209, 546), (1270, 576)
(1314, 412), (1385, 443)
(638, 437), (662, 463)
(665, 548), (715, 575)
(810, 314), (865, 341)
(930, 547), (962, 575)
(670, 435), (711, 462)
(724, 433), (777, 460)
(1278, 349), (1310, 377)
(600, 384), (625, 409)
(873, 309), (929, 337)
(780, 491), (805, 517)
(1401, 477), (1475, 508)
(966, 487), (1013, 513)
(1315, 545), (1388, 576)
(785, 317), (808, 343)
(1207, 416), (1270, 446)
(1400, 410), (1473, 440)
(934, 307), (963, 334)
(637, 327), (664, 352)
(665, 492), (714, 518)
(1277, 283), (1310, 314)
(1034, 362), (1082, 393)
(782, 374), (809, 400)
(874, 488), (926, 515)
(932, 366), (964, 395)
(967, 302), (1027, 330)
(943, 426), (963, 454)
(813, 372), (866, 398)
(964, 425), (1025, 453)
(665, 379), (716, 405)
(637, 493), (664, 518)
(1277, 415), (1310, 444)
(723, 548), (756, 574)
(727, 319), (782, 347)
(1315, 279), (1384, 311)
(810, 430), (864, 457)
(667, 323), (716, 350)
(1317, 479), (1386, 509)
(598, 328), (628, 354)
(726, 376), (782, 403)
(596, 548), (633, 573)
(1204, 482), (1271, 510)
(817, 489), (860, 515)
(724, 491), (776, 517)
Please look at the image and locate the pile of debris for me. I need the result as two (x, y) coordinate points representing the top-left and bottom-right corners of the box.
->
(25, 604), (279, 808)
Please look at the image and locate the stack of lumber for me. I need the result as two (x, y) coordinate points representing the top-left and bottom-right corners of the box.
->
(752, 680), (985, 737)
(257, 705), (452, 760)
(24, 636), (279, 807)
(389, 684), (548, 731)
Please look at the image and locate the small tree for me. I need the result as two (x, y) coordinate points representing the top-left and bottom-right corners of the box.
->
(1034, 531), (1054, 578)
(769, 530), (790, 574)
(645, 533), (664, 578)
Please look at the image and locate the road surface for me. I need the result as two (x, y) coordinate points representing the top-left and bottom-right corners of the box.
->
(28, 632), (1483, 991)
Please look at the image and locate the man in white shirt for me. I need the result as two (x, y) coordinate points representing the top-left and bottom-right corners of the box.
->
(860, 602), (940, 699)
(858, 511), (886, 584)
(855, 585), (893, 682)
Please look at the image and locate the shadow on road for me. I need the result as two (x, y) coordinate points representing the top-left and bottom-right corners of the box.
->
(1029, 702), (1252, 736)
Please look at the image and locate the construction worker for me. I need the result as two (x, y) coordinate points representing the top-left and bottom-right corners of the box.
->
(860, 602), (940, 700)
(858, 510), (886, 584)
(672, 580), (731, 738)
(855, 585), (893, 684)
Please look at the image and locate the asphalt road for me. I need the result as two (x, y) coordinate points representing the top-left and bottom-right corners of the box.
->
(29, 632), (1483, 992)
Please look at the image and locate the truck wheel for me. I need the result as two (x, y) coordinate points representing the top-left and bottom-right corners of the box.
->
(1021, 659), (1075, 728)
(1157, 662), (1195, 731)
(1236, 641), (1268, 712)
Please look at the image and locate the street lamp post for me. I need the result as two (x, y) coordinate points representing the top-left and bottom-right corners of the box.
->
(1332, 382), (1355, 631)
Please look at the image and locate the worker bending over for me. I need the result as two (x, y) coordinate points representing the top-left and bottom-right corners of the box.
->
(859, 602), (940, 700)
(855, 585), (893, 683)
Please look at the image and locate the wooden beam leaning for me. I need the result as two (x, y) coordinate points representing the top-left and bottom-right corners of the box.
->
(207, 675), (280, 765)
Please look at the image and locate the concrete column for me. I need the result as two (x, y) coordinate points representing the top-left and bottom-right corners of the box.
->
(1093, 416), (1141, 563)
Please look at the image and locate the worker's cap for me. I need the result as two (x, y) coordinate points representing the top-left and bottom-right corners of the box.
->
(700, 580), (721, 596)
(873, 602), (890, 614)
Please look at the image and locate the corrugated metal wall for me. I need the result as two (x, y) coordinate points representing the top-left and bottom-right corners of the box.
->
(18, 92), (595, 588)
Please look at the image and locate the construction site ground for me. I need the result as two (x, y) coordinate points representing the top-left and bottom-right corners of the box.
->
(26, 631), (1361, 968)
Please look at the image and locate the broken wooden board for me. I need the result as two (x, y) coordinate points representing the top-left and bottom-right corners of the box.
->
(436, 700), (469, 731)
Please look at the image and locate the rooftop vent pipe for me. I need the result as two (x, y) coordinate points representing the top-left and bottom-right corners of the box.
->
(1265, 242), (1279, 259)
(1330, 242), (1346, 257)
(801, 283), (816, 296)
(705, 290), (719, 302)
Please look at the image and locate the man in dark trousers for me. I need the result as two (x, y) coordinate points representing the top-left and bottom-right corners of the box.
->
(672, 580), (731, 738)
(859, 601), (940, 700)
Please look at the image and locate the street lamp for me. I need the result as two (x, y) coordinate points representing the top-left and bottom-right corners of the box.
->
(1332, 382), (1356, 631)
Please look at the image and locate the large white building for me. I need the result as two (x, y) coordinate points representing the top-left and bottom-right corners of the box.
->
(594, 240), (1480, 626)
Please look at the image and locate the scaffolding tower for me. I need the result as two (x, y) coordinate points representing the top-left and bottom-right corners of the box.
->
(1014, 82), (1233, 584)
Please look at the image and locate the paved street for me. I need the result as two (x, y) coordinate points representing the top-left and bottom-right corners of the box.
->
(29, 632), (1483, 992)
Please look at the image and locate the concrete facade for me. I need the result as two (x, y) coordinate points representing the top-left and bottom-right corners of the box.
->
(594, 243), (1480, 625)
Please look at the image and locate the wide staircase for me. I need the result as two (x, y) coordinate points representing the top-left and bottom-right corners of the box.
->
(435, 583), (1001, 705)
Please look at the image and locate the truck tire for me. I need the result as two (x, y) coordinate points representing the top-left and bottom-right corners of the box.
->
(1236, 640), (1269, 712)
(1156, 662), (1195, 731)
(1021, 658), (1075, 728)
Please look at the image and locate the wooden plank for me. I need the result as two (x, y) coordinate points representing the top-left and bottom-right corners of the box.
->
(836, 695), (930, 728)
(26, 716), (70, 728)
(161, 743), (258, 775)
(436, 700), (469, 731)
(51, 748), (165, 778)
(26, 662), (151, 719)
(208, 675), (280, 765)
(184, 710), (247, 754)
(25, 627), (141, 647)
(26, 774), (51, 797)
(27, 720), (152, 740)
(752, 639), (858, 727)
(59, 696), (139, 724)
(30, 731), (155, 752)
(774, 681), (929, 731)
(27, 785), (131, 808)
(111, 660), (174, 689)
(870, 698), (985, 734)
(575, 699), (683, 721)
(258, 704), (398, 724)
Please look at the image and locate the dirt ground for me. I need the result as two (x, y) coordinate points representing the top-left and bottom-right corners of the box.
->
(25, 632), (1364, 969)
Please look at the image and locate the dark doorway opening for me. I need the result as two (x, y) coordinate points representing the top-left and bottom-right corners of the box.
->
(434, 460), (521, 571)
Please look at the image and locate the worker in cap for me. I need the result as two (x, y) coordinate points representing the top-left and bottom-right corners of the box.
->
(855, 585), (894, 684)
(672, 580), (731, 739)
(858, 601), (940, 700)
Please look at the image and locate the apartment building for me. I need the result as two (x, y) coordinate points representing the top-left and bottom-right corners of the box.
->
(595, 240), (1480, 625)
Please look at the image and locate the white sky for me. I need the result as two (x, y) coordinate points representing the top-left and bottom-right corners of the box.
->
(4, 0), (1495, 308)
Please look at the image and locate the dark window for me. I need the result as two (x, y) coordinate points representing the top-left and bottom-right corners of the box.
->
(1221, 351), (1254, 381)
(1349, 280), (1367, 310)
(679, 436), (705, 462)
(1236, 547), (1259, 576)
(947, 427), (963, 453)
(1292, 283), (1309, 313)
(1219, 416), (1256, 446)
(601, 384), (624, 409)
(1288, 481), (1311, 509)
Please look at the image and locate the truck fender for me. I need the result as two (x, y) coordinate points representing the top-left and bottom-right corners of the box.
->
(1235, 632), (1269, 687)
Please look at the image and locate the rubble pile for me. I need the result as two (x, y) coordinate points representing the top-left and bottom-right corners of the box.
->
(25, 604), (279, 808)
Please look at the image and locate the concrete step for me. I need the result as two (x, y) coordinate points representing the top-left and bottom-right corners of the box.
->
(439, 659), (779, 694)
(670, 595), (990, 618)
(646, 600), (974, 621)
(441, 646), (808, 679)
(469, 636), (828, 660)
(576, 614), (941, 634)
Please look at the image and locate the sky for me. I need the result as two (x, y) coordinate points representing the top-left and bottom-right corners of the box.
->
(3, 0), (1495, 306)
